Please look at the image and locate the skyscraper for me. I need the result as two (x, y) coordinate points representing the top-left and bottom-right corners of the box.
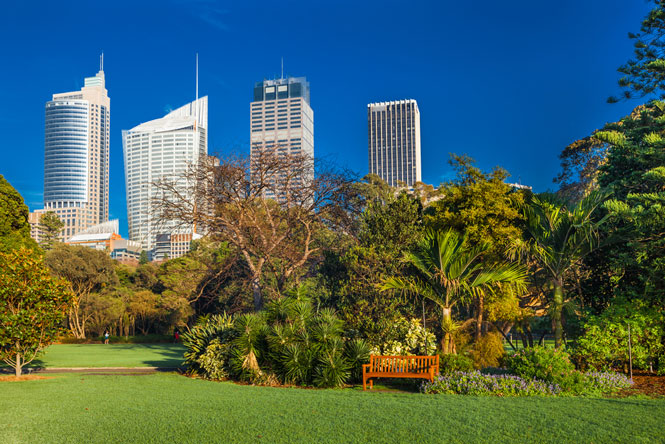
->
(368, 99), (421, 187)
(250, 76), (314, 182)
(43, 64), (110, 239)
(122, 97), (208, 255)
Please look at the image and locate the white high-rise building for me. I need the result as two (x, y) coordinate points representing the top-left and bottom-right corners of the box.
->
(368, 99), (421, 187)
(122, 97), (208, 254)
(42, 64), (110, 240)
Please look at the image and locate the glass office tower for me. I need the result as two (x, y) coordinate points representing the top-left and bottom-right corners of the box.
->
(43, 68), (110, 239)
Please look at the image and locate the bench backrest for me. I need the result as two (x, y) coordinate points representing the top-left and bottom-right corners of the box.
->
(368, 355), (439, 374)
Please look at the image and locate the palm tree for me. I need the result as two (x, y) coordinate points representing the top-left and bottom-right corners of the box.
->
(517, 191), (607, 349)
(381, 229), (527, 354)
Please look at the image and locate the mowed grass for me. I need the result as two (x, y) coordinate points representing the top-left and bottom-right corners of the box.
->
(2, 373), (665, 444)
(28, 344), (186, 368)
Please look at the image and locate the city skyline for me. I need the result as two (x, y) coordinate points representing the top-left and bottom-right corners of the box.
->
(0, 0), (652, 238)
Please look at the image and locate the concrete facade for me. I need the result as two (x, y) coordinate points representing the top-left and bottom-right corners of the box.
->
(368, 99), (421, 187)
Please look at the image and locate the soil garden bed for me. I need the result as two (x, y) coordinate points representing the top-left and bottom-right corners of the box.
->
(619, 371), (665, 398)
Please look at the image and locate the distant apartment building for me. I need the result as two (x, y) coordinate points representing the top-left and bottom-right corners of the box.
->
(153, 232), (203, 261)
(122, 97), (208, 257)
(250, 76), (314, 197)
(368, 99), (421, 187)
(43, 66), (110, 240)
(66, 220), (142, 260)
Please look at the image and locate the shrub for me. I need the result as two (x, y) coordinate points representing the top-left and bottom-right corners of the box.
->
(439, 353), (474, 374)
(471, 332), (505, 369)
(182, 313), (234, 377)
(196, 339), (232, 380)
(572, 304), (665, 374)
(505, 346), (576, 386)
(370, 317), (436, 356)
(421, 371), (560, 396)
(344, 338), (371, 382)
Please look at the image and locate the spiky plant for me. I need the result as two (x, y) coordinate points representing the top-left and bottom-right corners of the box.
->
(182, 313), (234, 375)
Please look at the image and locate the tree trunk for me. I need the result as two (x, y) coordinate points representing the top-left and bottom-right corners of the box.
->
(251, 276), (263, 311)
(475, 296), (484, 342)
(552, 278), (564, 349)
(441, 307), (456, 354)
(15, 353), (21, 377)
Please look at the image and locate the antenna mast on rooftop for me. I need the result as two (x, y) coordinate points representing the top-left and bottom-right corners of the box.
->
(281, 57), (284, 80)
(100, 52), (104, 71)
(195, 53), (199, 126)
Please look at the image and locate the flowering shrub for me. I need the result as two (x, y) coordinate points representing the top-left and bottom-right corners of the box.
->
(584, 371), (632, 393)
(370, 317), (436, 356)
(421, 371), (561, 396)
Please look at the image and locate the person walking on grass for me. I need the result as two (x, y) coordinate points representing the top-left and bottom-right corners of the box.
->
(104, 330), (110, 344)
(174, 329), (180, 343)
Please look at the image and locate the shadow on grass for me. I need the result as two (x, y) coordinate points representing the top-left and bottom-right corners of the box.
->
(26, 343), (187, 369)
(351, 378), (422, 393)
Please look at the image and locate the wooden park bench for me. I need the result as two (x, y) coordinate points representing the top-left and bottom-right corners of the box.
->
(362, 355), (439, 390)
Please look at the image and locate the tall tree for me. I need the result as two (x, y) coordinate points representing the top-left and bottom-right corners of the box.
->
(45, 244), (118, 338)
(38, 211), (64, 251)
(152, 149), (354, 311)
(0, 175), (38, 254)
(382, 230), (527, 354)
(425, 155), (526, 340)
(517, 191), (608, 348)
(0, 248), (72, 376)
(609, 0), (665, 102)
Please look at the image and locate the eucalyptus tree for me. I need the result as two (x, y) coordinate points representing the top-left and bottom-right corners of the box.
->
(517, 191), (608, 349)
(381, 230), (527, 354)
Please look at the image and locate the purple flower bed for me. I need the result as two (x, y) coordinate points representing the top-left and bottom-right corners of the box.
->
(421, 371), (561, 396)
(584, 371), (632, 392)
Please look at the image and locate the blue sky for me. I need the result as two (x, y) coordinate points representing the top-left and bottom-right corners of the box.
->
(0, 0), (652, 237)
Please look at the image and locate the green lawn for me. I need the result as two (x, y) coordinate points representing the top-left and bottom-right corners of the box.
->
(28, 344), (186, 368)
(2, 373), (664, 444)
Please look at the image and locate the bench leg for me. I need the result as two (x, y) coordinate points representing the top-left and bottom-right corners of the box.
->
(370, 379), (373, 390)
(363, 376), (367, 391)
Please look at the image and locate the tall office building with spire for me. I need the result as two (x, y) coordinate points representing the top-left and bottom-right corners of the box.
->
(368, 99), (421, 187)
(122, 97), (208, 255)
(250, 76), (314, 169)
(42, 60), (110, 239)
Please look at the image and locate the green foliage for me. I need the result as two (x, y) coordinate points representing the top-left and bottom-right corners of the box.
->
(439, 353), (475, 374)
(183, 296), (364, 388)
(471, 332), (505, 369)
(505, 347), (578, 388)
(139, 250), (149, 265)
(331, 178), (425, 347)
(425, 154), (525, 256)
(369, 317), (436, 356)
(0, 175), (38, 254)
(382, 229), (527, 354)
(572, 302), (665, 374)
(344, 338), (371, 382)
(182, 313), (234, 377)
(38, 211), (64, 251)
(45, 244), (118, 339)
(519, 191), (608, 348)
(0, 248), (72, 376)
(609, 1), (665, 101)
